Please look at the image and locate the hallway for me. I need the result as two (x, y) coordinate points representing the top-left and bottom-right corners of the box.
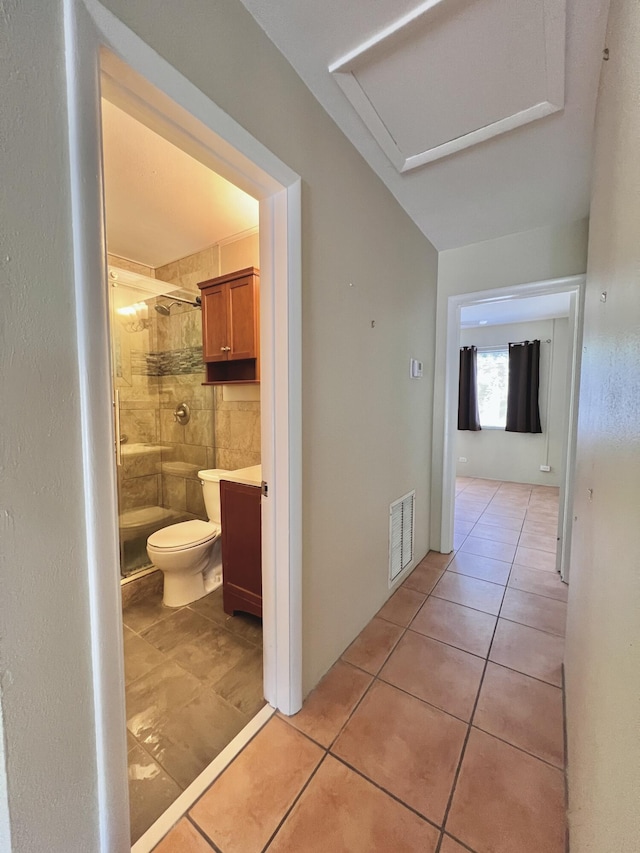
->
(152, 477), (567, 853)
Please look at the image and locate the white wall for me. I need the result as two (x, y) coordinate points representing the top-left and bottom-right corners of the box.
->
(564, 1), (640, 849)
(1, 1), (437, 848)
(431, 221), (589, 547)
(457, 318), (569, 486)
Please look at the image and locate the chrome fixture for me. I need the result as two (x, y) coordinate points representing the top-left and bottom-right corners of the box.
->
(154, 295), (202, 315)
(173, 402), (191, 425)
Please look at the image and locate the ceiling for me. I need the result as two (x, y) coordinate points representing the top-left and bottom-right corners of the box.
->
(238, 0), (610, 249)
(460, 292), (571, 327)
(101, 99), (259, 268)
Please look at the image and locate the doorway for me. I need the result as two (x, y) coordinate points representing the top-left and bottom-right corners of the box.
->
(64, 4), (302, 850)
(439, 276), (585, 581)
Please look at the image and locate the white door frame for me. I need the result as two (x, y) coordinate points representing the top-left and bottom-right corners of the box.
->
(64, 1), (302, 850)
(440, 275), (585, 579)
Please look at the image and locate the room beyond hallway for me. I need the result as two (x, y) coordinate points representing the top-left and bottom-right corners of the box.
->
(150, 478), (566, 852)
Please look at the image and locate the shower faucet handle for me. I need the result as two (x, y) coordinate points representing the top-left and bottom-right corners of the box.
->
(173, 402), (191, 425)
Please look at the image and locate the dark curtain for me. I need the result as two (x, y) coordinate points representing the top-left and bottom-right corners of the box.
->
(458, 346), (481, 431)
(506, 340), (542, 433)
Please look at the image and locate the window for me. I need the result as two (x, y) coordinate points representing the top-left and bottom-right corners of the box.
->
(476, 348), (508, 428)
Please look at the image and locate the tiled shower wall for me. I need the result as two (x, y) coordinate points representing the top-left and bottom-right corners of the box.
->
(109, 232), (261, 536)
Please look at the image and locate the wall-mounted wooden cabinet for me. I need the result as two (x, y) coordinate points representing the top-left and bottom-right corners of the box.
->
(220, 479), (262, 618)
(197, 267), (260, 384)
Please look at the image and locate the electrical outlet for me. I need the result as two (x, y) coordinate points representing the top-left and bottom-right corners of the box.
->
(539, 465), (551, 472)
(458, 457), (467, 463)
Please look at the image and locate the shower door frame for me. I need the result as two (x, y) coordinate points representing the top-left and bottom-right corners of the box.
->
(64, 1), (302, 850)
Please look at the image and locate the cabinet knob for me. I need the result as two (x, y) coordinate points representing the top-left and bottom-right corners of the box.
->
(221, 346), (231, 352)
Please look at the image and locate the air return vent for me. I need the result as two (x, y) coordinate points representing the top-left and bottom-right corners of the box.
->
(389, 490), (415, 582)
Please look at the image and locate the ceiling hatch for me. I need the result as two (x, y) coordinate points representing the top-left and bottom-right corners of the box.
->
(329, 0), (566, 173)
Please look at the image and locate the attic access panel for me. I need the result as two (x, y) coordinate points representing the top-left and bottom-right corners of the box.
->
(329, 0), (565, 172)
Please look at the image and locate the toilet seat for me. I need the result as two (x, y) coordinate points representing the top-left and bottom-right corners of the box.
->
(147, 520), (220, 552)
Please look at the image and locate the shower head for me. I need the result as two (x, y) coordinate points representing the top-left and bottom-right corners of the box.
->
(153, 296), (201, 315)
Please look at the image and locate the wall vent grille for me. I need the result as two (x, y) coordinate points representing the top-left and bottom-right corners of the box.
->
(389, 490), (415, 582)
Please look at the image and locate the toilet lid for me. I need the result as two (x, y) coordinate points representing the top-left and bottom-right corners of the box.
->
(148, 520), (220, 551)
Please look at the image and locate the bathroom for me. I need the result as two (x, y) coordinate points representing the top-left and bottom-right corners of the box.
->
(102, 98), (265, 842)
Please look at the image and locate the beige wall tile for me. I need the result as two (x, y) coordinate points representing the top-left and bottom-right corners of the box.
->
(162, 474), (187, 512)
(186, 479), (206, 519)
(120, 474), (160, 510)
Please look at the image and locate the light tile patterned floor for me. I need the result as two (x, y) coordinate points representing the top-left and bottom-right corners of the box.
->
(152, 478), (567, 853)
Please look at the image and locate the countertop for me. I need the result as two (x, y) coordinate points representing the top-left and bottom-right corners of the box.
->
(220, 465), (262, 488)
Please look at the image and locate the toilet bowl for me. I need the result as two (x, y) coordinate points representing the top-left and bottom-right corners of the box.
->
(146, 468), (230, 607)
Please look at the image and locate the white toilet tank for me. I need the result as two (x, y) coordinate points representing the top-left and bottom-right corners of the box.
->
(198, 469), (231, 526)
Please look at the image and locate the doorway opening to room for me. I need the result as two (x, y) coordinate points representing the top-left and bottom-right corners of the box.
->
(440, 276), (585, 585)
(100, 93), (268, 844)
(64, 6), (301, 849)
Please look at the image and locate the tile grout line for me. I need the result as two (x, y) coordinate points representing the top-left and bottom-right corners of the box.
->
(186, 814), (224, 853)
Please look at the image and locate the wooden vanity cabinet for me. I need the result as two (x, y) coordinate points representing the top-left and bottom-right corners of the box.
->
(220, 479), (262, 618)
(197, 267), (260, 384)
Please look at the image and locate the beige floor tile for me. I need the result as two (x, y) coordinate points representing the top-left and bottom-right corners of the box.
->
(446, 728), (566, 853)
(447, 551), (512, 585)
(485, 502), (527, 519)
(411, 596), (497, 658)
(190, 717), (323, 853)
(341, 617), (404, 675)
(433, 572), (505, 616)
(282, 660), (372, 747)
(474, 663), (565, 767)
(455, 508), (483, 523)
(471, 522), (521, 545)
(458, 535), (517, 565)
(518, 531), (558, 553)
(154, 819), (214, 852)
(267, 754), (439, 852)
(479, 512), (524, 531)
(454, 519), (475, 535)
(332, 681), (466, 825)
(509, 565), (568, 602)
(403, 562), (445, 595)
(439, 836), (471, 853)
(522, 519), (558, 538)
(489, 619), (564, 686)
(128, 744), (182, 845)
(377, 587), (426, 627)
(515, 545), (558, 572)
(421, 550), (455, 569)
(501, 588), (567, 637)
(379, 630), (484, 721)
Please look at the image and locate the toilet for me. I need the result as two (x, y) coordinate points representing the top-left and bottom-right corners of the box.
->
(146, 468), (230, 607)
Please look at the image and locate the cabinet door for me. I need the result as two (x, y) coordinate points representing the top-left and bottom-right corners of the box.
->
(228, 275), (257, 361)
(201, 284), (228, 361)
(221, 480), (262, 617)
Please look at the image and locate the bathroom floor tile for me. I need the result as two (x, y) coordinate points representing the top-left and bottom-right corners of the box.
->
(140, 607), (218, 654)
(411, 597), (497, 658)
(377, 587), (426, 627)
(380, 630), (484, 721)
(210, 645), (266, 718)
(267, 755), (439, 853)
(167, 621), (256, 685)
(189, 588), (263, 646)
(123, 591), (175, 634)
(447, 551), (511, 585)
(128, 743), (182, 845)
(341, 617), (404, 675)
(332, 681), (466, 825)
(190, 717), (323, 853)
(140, 686), (250, 789)
(433, 572), (505, 616)
(446, 728), (566, 853)
(126, 660), (202, 742)
(458, 536), (517, 565)
(281, 660), (372, 747)
(153, 819), (214, 853)
(509, 565), (568, 602)
(489, 619), (564, 686)
(501, 588), (567, 637)
(474, 663), (565, 767)
(123, 630), (167, 685)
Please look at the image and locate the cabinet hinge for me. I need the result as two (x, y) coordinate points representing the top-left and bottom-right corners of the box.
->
(261, 480), (269, 497)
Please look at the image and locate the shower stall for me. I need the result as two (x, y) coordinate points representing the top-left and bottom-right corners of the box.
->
(109, 265), (214, 578)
